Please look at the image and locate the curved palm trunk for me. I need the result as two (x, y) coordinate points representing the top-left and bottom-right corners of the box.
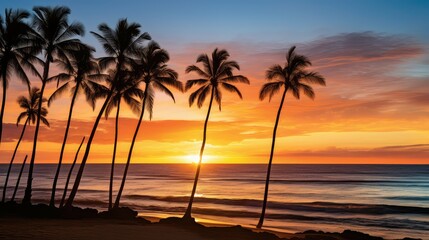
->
(113, 83), (149, 208)
(11, 155), (28, 202)
(23, 60), (51, 205)
(256, 88), (287, 229)
(50, 83), (80, 207)
(114, 84), (149, 208)
(60, 136), (85, 208)
(65, 90), (113, 207)
(183, 87), (215, 220)
(0, 77), (7, 146)
(2, 118), (29, 202)
(109, 101), (121, 210)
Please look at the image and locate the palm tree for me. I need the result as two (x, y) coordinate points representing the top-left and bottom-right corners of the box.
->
(59, 136), (85, 208)
(0, 8), (40, 145)
(48, 44), (106, 207)
(2, 87), (49, 202)
(23, 6), (84, 205)
(114, 42), (182, 208)
(11, 155), (27, 202)
(183, 48), (249, 220)
(105, 72), (143, 210)
(257, 46), (326, 228)
(65, 19), (151, 207)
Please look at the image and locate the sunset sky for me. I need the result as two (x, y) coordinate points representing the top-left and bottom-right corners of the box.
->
(0, 0), (428, 164)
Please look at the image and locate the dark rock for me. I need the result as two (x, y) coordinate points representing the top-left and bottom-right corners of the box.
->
(0, 201), (19, 216)
(99, 207), (138, 219)
(60, 205), (98, 219)
(341, 230), (383, 240)
(304, 235), (337, 240)
(204, 225), (281, 240)
(27, 204), (60, 218)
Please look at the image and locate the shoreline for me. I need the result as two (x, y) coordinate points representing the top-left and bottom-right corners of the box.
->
(0, 216), (420, 240)
(0, 202), (422, 240)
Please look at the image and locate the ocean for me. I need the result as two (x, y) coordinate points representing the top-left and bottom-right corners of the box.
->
(1, 164), (428, 239)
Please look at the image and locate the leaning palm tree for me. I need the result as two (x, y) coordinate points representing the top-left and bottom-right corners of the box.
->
(23, 6), (84, 205)
(114, 42), (182, 208)
(65, 19), (151, 207)
(2, 87), (49, 202)
(48, 44), (106, 207)
(257, 46), (326, 228)
(105, 72), (143, 210)
(0, 8), (40, 145)
(183, 48), (249, 220)
(59, 136), (85, 208)
(11, 155), (27, 202)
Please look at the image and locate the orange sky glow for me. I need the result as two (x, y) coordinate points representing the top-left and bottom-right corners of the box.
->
(1, 33), (428, 164)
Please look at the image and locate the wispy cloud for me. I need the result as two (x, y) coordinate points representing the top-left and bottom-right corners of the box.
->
(2, 31), (428, 163)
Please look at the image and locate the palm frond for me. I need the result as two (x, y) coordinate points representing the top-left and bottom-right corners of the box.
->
(301, 71), (326, 86)
(48, 81), (70, 106)
(196, 53), (212, 76)
(219, 75), (249, 84)
(259, 81), (284, 101)
(123, 95), (141, 116)
(16, 112), (27, 125)
(153, 81), (176, 102)
(40, 116), (50, 127)
(156, 77), (183, 92)
(185, 65), (209, 78)
(221, 82), (243, 99)
(185, 79), (208, 91)
(47, 73), (72, 84)
(197, 85), (211, 108)
(188, 85), (208, 107)
(266, 64), (285, 81)
(298, 83), (315, 99)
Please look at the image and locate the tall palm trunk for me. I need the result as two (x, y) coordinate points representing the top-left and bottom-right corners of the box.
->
(65, 90), (114, 207)
(11, 155), (28, 202)
(2, 118), (29, 202)
(114, 84), (148, 208)
(23, 60), (51, 205)
(60, 136), (85, 208)
(109, 101), (120, 210)
(183, 87), (215, 220)
(0, 76), (7, 146)
(256, 88), (287, 229)
(50, 81), (80, 207)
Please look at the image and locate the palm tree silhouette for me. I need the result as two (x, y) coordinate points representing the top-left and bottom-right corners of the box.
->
(65, 19), (151, 207)
(105, 71), (143, 210)
(48, 44), (106, 207)
(257, 46), (325, 228)
(23, 6), (84, 205)
(59, 136), (85, 208)
(11, 155), (27, 202)
(0, 9), (40, 145)
(2, 87), (49, 202)
(183, 48), (249, 220)
(114, 42), (182, 208)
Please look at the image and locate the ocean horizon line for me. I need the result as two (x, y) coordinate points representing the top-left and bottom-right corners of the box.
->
(1, 163), (428, 165)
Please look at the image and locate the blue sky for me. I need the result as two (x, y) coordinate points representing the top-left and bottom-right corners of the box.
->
(2, 0), (429, 49)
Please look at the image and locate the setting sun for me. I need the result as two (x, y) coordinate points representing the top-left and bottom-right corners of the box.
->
(182, 154), (215, 164)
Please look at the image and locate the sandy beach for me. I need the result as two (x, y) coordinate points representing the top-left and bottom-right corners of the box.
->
(0, 217), (295, 240)
(0, 218), (206, 240)
(1, 216), (415, 240)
